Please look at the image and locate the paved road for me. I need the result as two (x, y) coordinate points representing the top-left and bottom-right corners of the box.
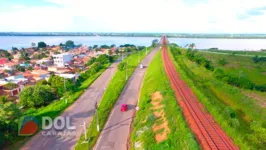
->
(21, 62), (118, 150)
(94, 47), (159, 150)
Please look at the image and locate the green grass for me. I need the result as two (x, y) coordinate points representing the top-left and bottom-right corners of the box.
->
(203, 49), (266, 56)
(200, 51), (266, 85)
(75, 49), (150, 150)
(169, 47), (266, 149)
(130, 51), (199, 150)
(8, 64), (109, 150)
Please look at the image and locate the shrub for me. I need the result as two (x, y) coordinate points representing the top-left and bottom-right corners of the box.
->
(96, 54), (109, 64)
(118, 62), (127, 71)
(48, 75), (75, 97)
(0, 96), (8, 104)
(3, 83), (17, 90)
(230, 118), (240, 128)
(248, 121), (266, 148)
(37, 41), (47, 48)
(252, 55), (266, 63)
(186, 50), (214, 71)
(19, 85), (56, 108)
(213, 68), (226, 79)
(0, 102), (22, 147)
(218, 58), (228, 66)
(36, 79), (48, 85)
(86, 57), (96, 66)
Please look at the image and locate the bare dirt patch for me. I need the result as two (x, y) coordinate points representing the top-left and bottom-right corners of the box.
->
(151, 91), (170, 143)
(261, 72), (266, 75)
(243, 91), (266, 108)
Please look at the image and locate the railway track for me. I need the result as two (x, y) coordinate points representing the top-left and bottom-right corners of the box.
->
(161, 36), (238, 150)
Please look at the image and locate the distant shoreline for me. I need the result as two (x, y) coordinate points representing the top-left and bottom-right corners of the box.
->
(1, 32), (266, 39)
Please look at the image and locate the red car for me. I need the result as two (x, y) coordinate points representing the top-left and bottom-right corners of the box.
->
(120, 104), (128, 112)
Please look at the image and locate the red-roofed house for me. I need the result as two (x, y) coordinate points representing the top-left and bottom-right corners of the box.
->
(0, 58), (17, 70)
(0, 58), (9, 64)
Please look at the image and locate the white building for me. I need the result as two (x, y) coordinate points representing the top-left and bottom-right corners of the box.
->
(53, 53), (73, 67)
(56, 73), (80, 81)
(36, 59), (53, 66)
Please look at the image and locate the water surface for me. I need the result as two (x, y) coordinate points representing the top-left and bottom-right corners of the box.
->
(1, 36), (266, 50)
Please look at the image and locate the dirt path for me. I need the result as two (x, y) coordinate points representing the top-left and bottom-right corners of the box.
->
(151, 91), (170, 143)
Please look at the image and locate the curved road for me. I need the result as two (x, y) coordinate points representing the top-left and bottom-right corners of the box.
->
(21, 62), (118, 150)
(94, 46), (160, 150)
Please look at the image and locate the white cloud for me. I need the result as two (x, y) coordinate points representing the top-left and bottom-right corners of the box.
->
(0, 0), (266, 33)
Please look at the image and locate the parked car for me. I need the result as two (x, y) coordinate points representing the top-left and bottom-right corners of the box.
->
(120, 104), (128, 112)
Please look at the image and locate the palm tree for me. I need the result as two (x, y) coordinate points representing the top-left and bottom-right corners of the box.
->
(189, 43), (196, 49)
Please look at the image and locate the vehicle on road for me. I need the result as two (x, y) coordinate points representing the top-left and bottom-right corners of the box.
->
(139, 64), (144, 68)
(120, 104), (127, 112)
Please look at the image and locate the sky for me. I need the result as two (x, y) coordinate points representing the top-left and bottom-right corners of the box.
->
(0, 0), (266, 33)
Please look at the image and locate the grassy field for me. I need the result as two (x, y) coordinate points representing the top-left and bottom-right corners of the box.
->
(130, 51), (199, 150)
(203, 49), (266, 56)
(169, 46), (266, 149)
(200, 51), (266, 85)
(75, 49), (150, 150)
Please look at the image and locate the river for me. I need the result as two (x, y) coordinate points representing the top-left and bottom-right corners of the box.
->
(1, 36), (266, 51)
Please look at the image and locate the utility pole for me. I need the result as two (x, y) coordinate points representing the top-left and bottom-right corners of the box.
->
(108, 53), (112, 79)
(64, 78), (67, 104)
(125, 49), (128, 80)
(146, 47), (147, 55)
(95, 102), (100, 132)
(80, 121), (87, 144)
(136, 46), (140, 63)
(126, 61), (128, 80)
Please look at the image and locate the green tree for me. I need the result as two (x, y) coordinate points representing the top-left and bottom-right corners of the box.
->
(48, 75), (75, 97)
(0, 102), (22, 146)
(15, 65), (26, 72)
(11, 47), (18, 51)
(93, 45), (98, 49)
(252, 55), (263, 63)
(0, 102), (21, 124)
(38, 41), (47, 48)
(118, 62), (127, 71)
(27, 66), (33, 71)
(0, 96), (8, 104)
(19, 85), (56, 108)
(36, 79), (48, 85)
(96, 54), (109, 64)
(0, 50), (13, 60)
(65, 40), (75, 48)
(100, 45), (110, 49)
(189, 43), (196, 49)
(19, 50), (30, 61)
(151, 39), (159, 47)
(248, 121), (266, 148)
(86, 57), (96, 66)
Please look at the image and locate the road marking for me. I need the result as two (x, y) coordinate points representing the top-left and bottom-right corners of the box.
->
(43, 139), (49, 147)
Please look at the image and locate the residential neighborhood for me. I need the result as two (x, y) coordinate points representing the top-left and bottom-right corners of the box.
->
(0, 41), (121, 103)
